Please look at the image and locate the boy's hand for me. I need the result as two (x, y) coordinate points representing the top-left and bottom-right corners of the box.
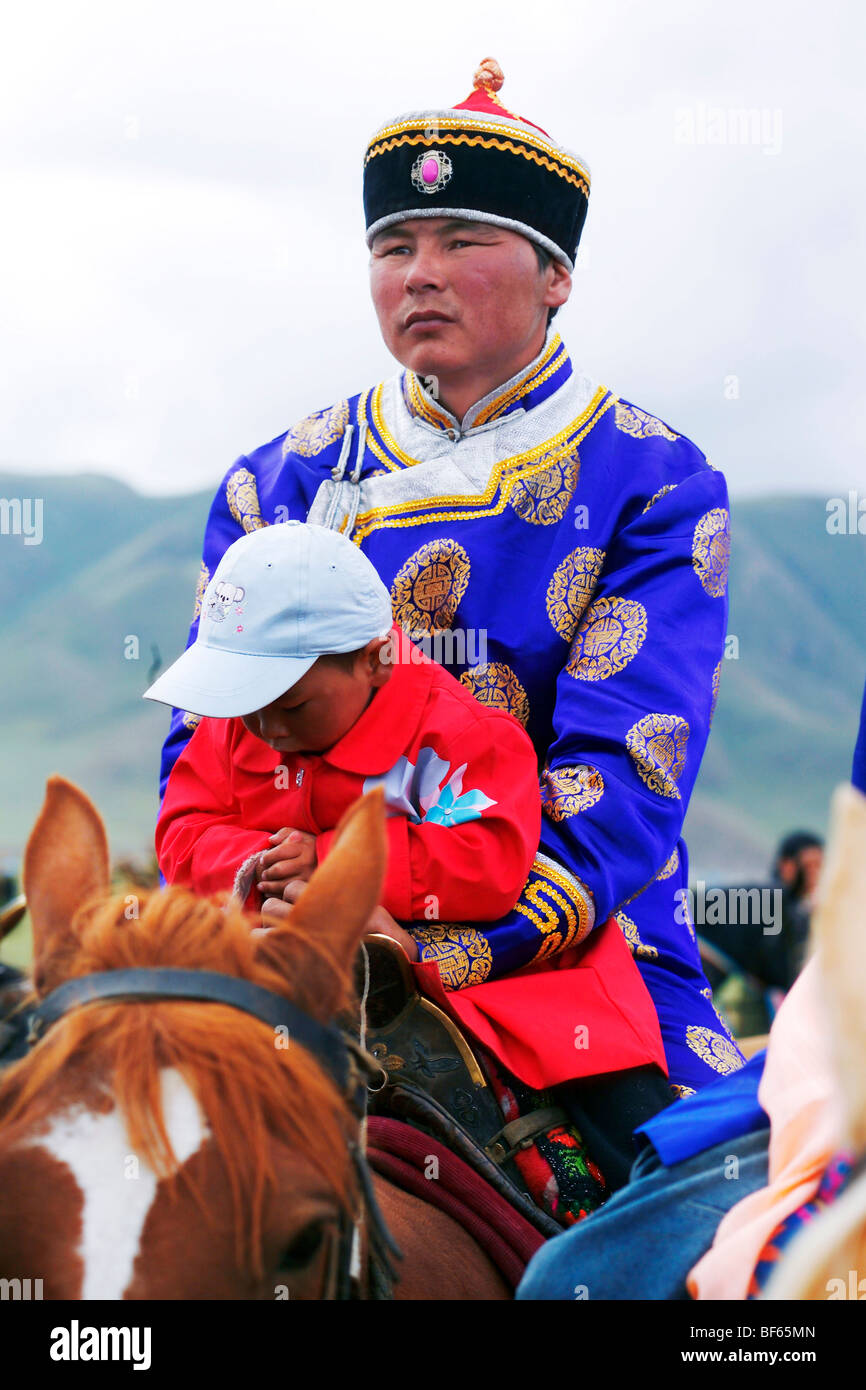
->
(257, 827), (317, 896)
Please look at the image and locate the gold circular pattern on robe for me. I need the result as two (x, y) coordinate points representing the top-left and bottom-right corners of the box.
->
(413, 924), (493, 988)
(685, 1024), (743, 1075)
(226, 467), (267, 534)
(181, 711), (201, 731)
(642, 483), (677, 514)
(545, 546), (606, 641)
(541, 763), (605, 819)
(567, 596), (648, 682)
(614, 402), (677, 441)
(460, 662), (530, 726)
(281, 400), (350, 458)
(192, 562), (210, 621)
(655, 846), (680, 881)
(390, 538), (471, 635)
(626, 713), (690, 799)
(692, 508), (730, 598)
(616, 911), (659, 960)
(509, 449), (579, 525)
(670, 1084), (696, 1100)
(710, 659), (722, 723)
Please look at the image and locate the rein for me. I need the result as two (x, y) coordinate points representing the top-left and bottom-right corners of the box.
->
(25, 965), (402, 1300)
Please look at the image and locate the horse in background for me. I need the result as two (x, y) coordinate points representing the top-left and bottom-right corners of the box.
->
(0, 777), (509, 1299)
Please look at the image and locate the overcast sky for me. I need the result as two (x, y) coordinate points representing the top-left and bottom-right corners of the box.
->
(2, 0), (863, 498)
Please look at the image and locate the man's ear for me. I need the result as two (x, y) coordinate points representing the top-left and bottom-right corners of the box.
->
(545, 259), (572, 312)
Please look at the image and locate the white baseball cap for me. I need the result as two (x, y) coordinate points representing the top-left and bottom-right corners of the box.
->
(143, 522), (394, 718)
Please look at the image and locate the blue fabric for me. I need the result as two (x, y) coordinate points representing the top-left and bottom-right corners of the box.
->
(517, 1126), (770, 1300)
(635, 1049), (767, 1166)
(158, 337), (743, 1090)
(852, 676), (866, 795)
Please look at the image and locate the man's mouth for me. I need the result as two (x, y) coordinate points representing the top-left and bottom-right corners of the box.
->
(404, 310), (454, 330)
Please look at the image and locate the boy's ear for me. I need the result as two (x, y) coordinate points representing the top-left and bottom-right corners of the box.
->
(368, 634), (394, 687)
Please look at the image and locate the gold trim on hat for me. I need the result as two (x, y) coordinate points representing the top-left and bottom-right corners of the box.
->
(365, 113), (591, 189)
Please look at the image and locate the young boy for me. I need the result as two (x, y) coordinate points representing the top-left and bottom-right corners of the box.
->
(145, 521), (541, 933)
(148, 520), (669, 1209)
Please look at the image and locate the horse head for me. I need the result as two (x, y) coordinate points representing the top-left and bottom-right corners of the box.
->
(0, 775), (386, 1299)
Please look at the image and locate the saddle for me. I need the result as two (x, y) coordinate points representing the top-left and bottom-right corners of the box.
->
(360, 934), (563, 1240)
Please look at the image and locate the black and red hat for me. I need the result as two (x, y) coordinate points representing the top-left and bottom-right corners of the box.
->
(363, 58), (590, 271)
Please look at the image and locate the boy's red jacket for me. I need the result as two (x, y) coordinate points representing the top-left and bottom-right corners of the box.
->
(157, 626), (541, 921)
(157, 625), (667, 1089)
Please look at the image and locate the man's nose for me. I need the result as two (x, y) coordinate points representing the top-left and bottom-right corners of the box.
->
(403, 247), (446, 293)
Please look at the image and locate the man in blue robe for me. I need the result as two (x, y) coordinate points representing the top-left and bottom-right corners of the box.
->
(159, 57), (743, 1130)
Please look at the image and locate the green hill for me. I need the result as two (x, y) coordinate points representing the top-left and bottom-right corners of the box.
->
(1, 474), (863, 884)
(690, 496), (866, 877)
(0, 473), (211, 862)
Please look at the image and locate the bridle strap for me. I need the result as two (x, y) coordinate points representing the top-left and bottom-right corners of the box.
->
(27, 968), (352, 1093)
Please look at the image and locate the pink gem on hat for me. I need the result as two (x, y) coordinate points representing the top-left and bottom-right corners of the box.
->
(411, 148), (453, 195)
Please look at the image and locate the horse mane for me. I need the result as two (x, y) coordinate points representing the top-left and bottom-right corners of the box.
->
(0, 886), (358, 1281)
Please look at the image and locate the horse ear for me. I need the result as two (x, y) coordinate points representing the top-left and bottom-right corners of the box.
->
(257, 787), (387, 1021)
(812, 782), (866, 1151)
(23, 776), (111, 996)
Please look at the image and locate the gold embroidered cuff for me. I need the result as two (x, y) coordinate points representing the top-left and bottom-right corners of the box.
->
(412, 924), (493, 990)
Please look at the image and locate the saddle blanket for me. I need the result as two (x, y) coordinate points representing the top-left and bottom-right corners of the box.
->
(366, 1116), (546, 1290)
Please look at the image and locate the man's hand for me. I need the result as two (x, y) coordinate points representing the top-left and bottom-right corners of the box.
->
(257, 827), (317, 896)
(256, 895), (292, 935)
(364, 904), (420, 962)
(255, 885), (420, 962)
(255, 880), (311, 934)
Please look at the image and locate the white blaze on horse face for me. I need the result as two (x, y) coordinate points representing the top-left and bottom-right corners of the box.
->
(28, 1067), (208, 1299)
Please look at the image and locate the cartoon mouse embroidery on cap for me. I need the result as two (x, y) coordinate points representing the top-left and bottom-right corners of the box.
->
(207, 581), (245, 623)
